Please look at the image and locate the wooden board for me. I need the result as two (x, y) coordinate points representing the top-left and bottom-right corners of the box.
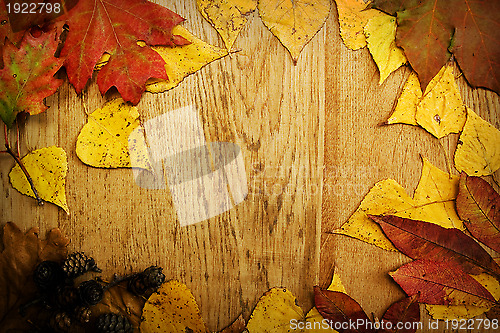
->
(0, 1), (499, 332)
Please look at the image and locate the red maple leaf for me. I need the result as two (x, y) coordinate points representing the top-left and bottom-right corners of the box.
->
(0, 24), (64, 127)
(372, 0), (500, 94)
(59, 0), (190, 104)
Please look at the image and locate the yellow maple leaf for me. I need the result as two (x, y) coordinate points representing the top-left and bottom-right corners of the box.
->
(247, 287), (304, 332)
(140, 280), (207, 333)
(387, 65), (466, 138)
(335, 0), (385, 50)
(426, 273), (500, 320)
(197, 0), (257, 50)
(364, 14), (407, 84)
(76, 99), (151, 169)
(335, 160), (464, 251)
(258, 0), (330, 62)
(9, 146), (69, 213)
(454, 108), (500, 176)
(386, 71), (421, 125)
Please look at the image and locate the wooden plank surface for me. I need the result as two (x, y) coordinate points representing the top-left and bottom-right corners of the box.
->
(0, 1), (498, 332)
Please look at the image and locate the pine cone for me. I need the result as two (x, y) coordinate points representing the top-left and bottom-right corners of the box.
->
(78, 280), (104, 306)
(128, 266), (165, 295)
(74, 306), (92, 324)
(33, 261), (65, 292)
(95, 313), (132, 333)
(54, 285), (79, 309)
(62, 252), (101, 278)
(49, 311), (71, 333)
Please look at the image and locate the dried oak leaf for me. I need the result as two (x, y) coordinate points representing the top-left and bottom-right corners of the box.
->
(372, 0), (500, 94)
(314, 287), (375, 333)
(59, 0), (190, 105)
(457, 173), (500, 253)
(0, 24), (64, 127)
(0, 222), (69, 332)
(390, 259), (496, 307)
(369, 215), (500, 277)
(258, 0), (330, 63)
(197, 0), (256, 51)
(379, 295), (420, 333)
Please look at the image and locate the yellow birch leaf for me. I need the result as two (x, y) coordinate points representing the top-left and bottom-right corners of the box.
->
(386, 71), (421, 125)
(258, 0), (330, 62)
(9, 146), (68, 213)
(197, 0), (257, 50)
(426, 273), (500, 320)
(413, 158), (464, 230)
(247, 287), (304, 332)
(76, 99), (151, 169)
(140, 280), (208, 333)
(327, 272), (346, 293)
(145, 25), (228, 93)
(416, 64), (467, 138)
(454, 108), (500, 176)
(335, 0), (385, 50)
(364, 14), (407, 84)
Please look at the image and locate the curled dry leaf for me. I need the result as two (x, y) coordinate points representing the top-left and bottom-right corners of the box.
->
(390, 259), (496, 307)
(426, 273), (500, 320)
(197, 0), (257, 51)
(454, 108), (500, 176)
(246, 287), (304, 333)
(258, 0), (330, 62)
(140, 280), (207, 333)
(379, 295), (420, 333)
(314, 286), (374, 333)
(364, 14), (407, 84)
(0, 222), (69, 331)
(9, 146), (69, 213)
(76, 99), (151, 169)
(457, 173), (500, 253)
(369, 215), (500, 277)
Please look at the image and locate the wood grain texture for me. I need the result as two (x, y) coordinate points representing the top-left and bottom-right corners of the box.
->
(0, 1), (498, 332)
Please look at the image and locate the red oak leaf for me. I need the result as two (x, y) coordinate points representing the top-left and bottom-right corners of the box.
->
(59, 0), (190, 104)
(372, 0), (500, 94)
(0, 24), (64, 127)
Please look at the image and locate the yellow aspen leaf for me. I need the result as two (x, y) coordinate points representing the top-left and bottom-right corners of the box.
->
(258, 0), (330, 62)
(426, 273), (500, 320)
(415, 64), (466, 138)
(76, 99), (151, 169)
(247, 287), (304, 332)
(140, 280), (207, 333)
(327, 272), (346, 293)
(413, 158), (464, 230)
(145, 25), (229, 93)
(335, 0), (385, 50)
(9, 146), (68, 213)
(454, 108), (500, 176)
(364, 14), (407, 84)
(386, 71), (421, 125)
(197, 0), (257, 51)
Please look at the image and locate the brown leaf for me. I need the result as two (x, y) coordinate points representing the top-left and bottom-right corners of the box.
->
(379, 295), (420, 333)
(369, 215), (500, 277)
(486, 304), (500, 320)
(0, 222), (69, 332)
(218, 314), (246, 333)
(313, 286), (375, 333)
(457, 173), (500, 253)
(390, 259), (496, 307)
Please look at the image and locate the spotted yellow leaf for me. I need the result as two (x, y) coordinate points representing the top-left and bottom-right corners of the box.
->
(9, 146), (68, 213)
(247, 287), (304, 332)
(426, 273), (500, 320)
(76, 99), (151, 169)
(258, 0), (330, 62)
(140, 280), (207, 333)
(364, 14), (407, 84)
(335, 0), (385, 50)
(454, 108), (500, 176)
(197, 0), (257, 50)
(386, 71), (421, 125)
(336, 160), (464, 251)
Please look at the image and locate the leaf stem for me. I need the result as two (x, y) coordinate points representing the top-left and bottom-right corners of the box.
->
(3, 124), (44, 206)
